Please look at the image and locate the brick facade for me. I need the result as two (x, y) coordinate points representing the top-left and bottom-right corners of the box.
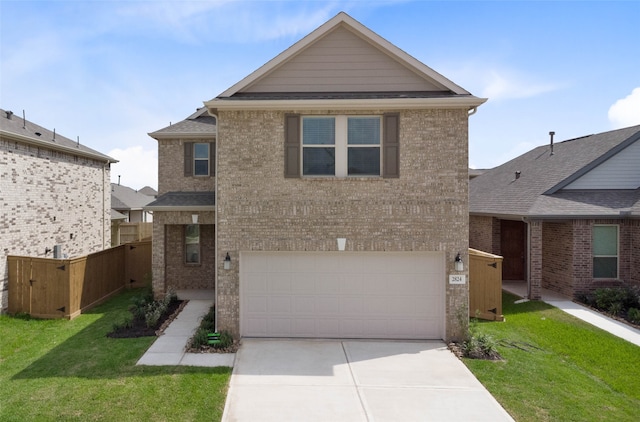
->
(157, 138), (215, 195)
(215, 109), (470, 341)
(542, 222), (573, 296)
(1, 137), (111, 313)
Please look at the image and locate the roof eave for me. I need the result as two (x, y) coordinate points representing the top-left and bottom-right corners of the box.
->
(1, 129), (117, 163)
(148, 132), (216, 140)
(206, 97), (487, 112)
(144, 205), (216, 212)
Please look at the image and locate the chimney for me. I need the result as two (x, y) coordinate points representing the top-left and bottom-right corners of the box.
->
(5, 110), (13, 119)
(549, 131), (555, 156)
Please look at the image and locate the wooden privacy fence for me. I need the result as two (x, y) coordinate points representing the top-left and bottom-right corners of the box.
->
(469, 248), (504, 321)
(8, 240), (151, 319)
(118, 222), (153, 245)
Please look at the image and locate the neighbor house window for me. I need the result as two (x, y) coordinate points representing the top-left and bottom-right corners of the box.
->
(193, 143), (210, 176)
(185, 224), (200, 264)
(593, 225), (618, 278)
(301, 116), (381, 177)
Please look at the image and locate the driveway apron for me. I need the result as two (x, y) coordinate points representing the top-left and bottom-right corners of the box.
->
(223, 339), (513, 422)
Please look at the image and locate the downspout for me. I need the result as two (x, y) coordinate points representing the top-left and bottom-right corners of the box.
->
(211, 111), (219, 333)
(103, 160), (110, 249)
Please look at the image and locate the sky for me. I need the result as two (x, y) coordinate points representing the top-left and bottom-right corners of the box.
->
(1, 0), (639, 190)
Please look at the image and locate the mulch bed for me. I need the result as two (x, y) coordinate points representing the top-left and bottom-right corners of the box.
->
(107, 300), (187, 338)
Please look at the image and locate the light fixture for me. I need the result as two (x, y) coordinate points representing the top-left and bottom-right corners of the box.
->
(455, 253), (464, 272)
(224, 252), (231, 270)
(337, 238), (346, 251)
(192, 214), (198, 224)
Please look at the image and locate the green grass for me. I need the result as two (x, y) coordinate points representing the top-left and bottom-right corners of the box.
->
(464, 292), (640, 422)
(0, 289), (231, 421)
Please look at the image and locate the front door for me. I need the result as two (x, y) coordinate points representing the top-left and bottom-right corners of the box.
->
(500, 220), (526, 280)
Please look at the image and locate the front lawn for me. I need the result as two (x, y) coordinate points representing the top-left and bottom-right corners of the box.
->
(464, 292), (640, 422)
(0, 289), (231, 421)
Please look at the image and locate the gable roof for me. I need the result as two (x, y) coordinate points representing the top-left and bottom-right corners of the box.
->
(149, 108), (216, 140)
(470, 125), (640, 219)
(111, 183), (156, 211)
(0, 108), (115, 163)
(206, 12), (485, 111)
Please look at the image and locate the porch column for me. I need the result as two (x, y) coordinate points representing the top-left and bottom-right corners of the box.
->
(529, 220), (542, 299)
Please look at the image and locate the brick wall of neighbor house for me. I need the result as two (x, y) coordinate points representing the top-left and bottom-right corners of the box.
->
(157, 138), (215, 195)
(542, 222), (574, 296)
(470, 215), (494, 253)
(631, 220), (640, 286)
(215, 108), (470, 341)
(0, 137), (111, 313)
(165, 224), (215, 291)
(151, 211), (215, 296)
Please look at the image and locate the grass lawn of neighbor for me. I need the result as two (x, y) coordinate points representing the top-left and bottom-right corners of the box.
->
(464, 292), (640, 422)
(0, 289), (231, 421)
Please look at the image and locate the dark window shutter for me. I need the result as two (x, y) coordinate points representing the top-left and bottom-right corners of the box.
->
(284, 114), (300, 178)
(184, 142), (193, 176)
(383, 113), (400, 178)
(209, 143), (215, 176)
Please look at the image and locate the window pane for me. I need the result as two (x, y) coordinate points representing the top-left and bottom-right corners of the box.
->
(348, 117), (380, 145)
(593, 257), (617, 278)
(194, 160), (209, 176)
(194, 143), (209, 158)
(348, 147), (380, 175)
(593, 226), (617, 255)
(303, 147), (335, 175)
(185, 225), (200, 264)
(303, 118), (335, 145)
(186, 244), (200, 263)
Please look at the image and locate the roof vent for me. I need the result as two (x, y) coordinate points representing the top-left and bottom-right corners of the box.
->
(35, 132), (42, 136)
(5, 110), (13, 119)
(549, 131), (555, 156)
(515, 171), (521, 180)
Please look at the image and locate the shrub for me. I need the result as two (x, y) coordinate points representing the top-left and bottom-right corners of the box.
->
(628, 308), (640, 325)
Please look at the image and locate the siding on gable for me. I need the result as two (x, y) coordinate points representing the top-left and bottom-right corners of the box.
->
(564, 139), (640, 190)
(244, 26), (445, 93)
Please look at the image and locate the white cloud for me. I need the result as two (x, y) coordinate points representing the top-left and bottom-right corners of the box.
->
(108, 146), (158, 190)
(480, 69), (559, 101)
(608, 87), (640, 128)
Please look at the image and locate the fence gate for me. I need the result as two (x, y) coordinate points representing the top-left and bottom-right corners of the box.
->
(8, 257), (69, 318)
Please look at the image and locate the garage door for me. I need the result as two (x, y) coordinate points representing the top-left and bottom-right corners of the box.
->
(240, 251), (444, 339)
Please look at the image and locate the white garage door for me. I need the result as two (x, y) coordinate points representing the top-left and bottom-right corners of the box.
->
(240, 251), (444, 339)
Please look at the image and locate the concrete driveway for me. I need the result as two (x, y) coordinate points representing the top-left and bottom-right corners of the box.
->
(222, 339), (513, 422)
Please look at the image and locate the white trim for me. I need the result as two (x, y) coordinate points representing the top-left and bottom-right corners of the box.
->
(206, 96), (486, 112)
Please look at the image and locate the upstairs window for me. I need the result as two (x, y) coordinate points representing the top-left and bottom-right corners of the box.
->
(184, 142), (214, 177)
(301, 116), (381, 177)
(593, 225), (618, 278)
(194, 143), (210, 176)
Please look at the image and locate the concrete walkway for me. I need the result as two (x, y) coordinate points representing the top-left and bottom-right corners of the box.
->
(223, 339), (514, 422)
(136, 299), (235, 367)
(502, 281), (640, 347)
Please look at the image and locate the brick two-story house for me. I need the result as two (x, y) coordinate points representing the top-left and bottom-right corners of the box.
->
(147, 12), (485, 341)
(1, 109), (115, 313)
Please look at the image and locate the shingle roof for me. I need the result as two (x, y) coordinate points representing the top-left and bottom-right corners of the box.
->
(149, 108), (216, 138)
(145, 191), (215, 211)
(0, 108), (115, 162)
(111, 183), (156, 210)
(470, 125), (640, 218)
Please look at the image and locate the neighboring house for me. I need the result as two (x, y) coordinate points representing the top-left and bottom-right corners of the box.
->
(0, 108), (115, 313)
(147, 12), (485, 341)
(111, 183), (155, 223)
(470, 125), (640, 300)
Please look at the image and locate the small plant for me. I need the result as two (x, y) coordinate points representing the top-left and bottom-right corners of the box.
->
(461, 316), (500, 360)
(627, 308), (640, 325)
